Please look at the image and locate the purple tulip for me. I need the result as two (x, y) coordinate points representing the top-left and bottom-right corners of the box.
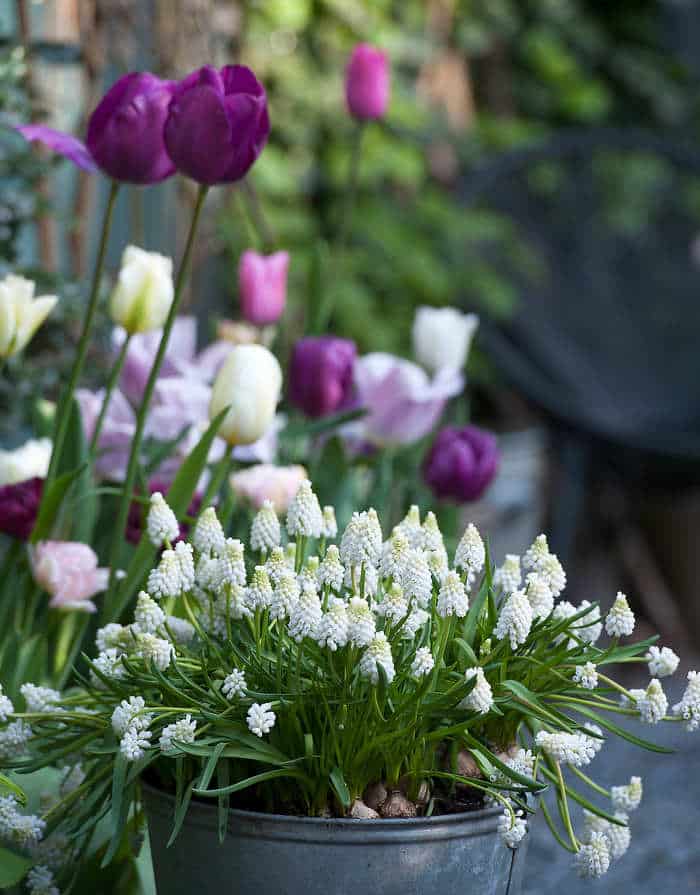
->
(353, 353), (463, 446)
(0, 477), (43, 541)
(164, 65), (269, 185)
(345, 44), (390, 121)
(289, 337), (357, 418)
(423, 425), (500, 503)
(238, 250), (290, 326)
(18, 73), (176, 184)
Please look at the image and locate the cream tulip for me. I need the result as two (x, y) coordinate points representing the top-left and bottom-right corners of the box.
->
(0, 275), (57, 358)
(412, 306), (478, 374)
(209, 344), (282, 446)
(109, 245), (174, 334)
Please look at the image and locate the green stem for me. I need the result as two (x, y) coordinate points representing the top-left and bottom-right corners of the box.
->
(199, 446), (234, 513)
(554, 760), (578, 851)
(89, 333), (131, 456)
(46, 181), (119, 486)
(106, 185), (209, 595)
(316, 122), (365, 332)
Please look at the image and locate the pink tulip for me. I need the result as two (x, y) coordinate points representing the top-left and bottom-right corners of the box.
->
(238, 250), (290, 326)
(31, 541), (109, 613)
(345, 44), (390, 121)
(230, 464), (307, 514)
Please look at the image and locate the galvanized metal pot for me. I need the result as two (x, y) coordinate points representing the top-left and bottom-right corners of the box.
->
(144, 784), (529, 895)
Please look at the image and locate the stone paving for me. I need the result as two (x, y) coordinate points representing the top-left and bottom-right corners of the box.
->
(523, 677), (700, 894)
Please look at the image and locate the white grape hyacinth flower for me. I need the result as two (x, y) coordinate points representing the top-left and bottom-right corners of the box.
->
(270, 570), (301, 622)
(347, 596), (376, 647)
(522, 534), (549, 571)
(0, 685), (13, 723)
(286, 480), (323, 538)
(111, 696), (152, 736)
(287, 583), (323, 643)
(317, 545), (345, 592)
(250, 500), (281, 553)
(534, 731), (596, 767)
(247, 702), (276, 737)
(629, 678), (667, 724)
(222, 668), (247, 700)
(133, 591), (165, 635)
(316, 598), (349, 651)
(454, 523), (485, 579)
(573, 662), (598, 690)
(493, 554), (522, 595)
(645, 645), (680, 679)
(146, 492), (179, 547)
(672, 670), (700, 732)
(494, 589), (533, 649)
(321, 505), (337, 539)
(524, 572), (554, 620)
(411, 647), (435, 679)
(605, 592), (635, 638)
(498, 807), (528, 849)
(0, 720), (32, 760)
(159, 714), (197, 754)
(575, 831), (611, 878)
(135, 633), (174, 671)
(359, 632), (395, 685)
(120, 724), (152, 762)
(20, 683), (61, 714)
(537, 552), (567, 598)
(192, 506), (226, 556)
(611, 776), (643, 813)
(436, 570), (469, 618)
(459, 667), (493, 714)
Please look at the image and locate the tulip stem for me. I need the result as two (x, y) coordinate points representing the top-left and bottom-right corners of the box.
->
(315, 122), (365, 333)
(105, 184), (209, 600)
(88, 333), (131, 457)
(45, 180), (120, 487)
(198, 446), (234, 515)
(337, 122), (365, 254)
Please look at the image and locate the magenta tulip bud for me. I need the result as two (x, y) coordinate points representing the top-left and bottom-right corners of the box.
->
(238, 250), (290, 326)
(0, 477), (43, 541)
(423, 425), (500, 503)
(18, 72), (176, 184)
(164, 65), (269, 185)
(345, 44), (390, 121)
(289, 337), (357, 418)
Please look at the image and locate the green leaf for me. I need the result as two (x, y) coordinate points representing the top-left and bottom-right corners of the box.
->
(217, 762), (230, 844)
(463, 577), (489, 646)
(0, 774), (25, 804)
(281, 407), (366, 441)
(573, 705), (674, 754)
(0, 846), (32, 888)
(30, 465), (85, 543)
(167, 781), (195, 847)
(193, 768), (308, 798)
(197, 743), (226, 793)
(329, 766), (351, 809)
(502, 680), (576, 731)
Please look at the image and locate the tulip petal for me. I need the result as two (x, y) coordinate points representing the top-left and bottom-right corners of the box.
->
(164, 83), (233, 184)
(16, 125), (98, 172)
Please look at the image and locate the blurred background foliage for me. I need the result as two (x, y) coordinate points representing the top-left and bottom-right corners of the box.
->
(1, 0), (699, 426)
(216, 0), (699, 357)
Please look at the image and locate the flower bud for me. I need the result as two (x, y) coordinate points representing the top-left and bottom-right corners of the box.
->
(412, 306), (478, 373)
(238, 250), (290, 326)
(345, 44), (390, 121)
(423, 425), (499, 503)
(109, 246), (174, 334)
(209, 345), (282, 445)
(288, 337), (356, 418)
(0, 275), (57, 358)
(164, 65), (269, 185)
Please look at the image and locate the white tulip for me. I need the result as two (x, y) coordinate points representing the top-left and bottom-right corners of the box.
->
(0, 437), (52, 486)
(0, 275), (57, 358)
(412, 306), (479, 373)
(109, 245), (174, 334)
(209, 345), (282, 446)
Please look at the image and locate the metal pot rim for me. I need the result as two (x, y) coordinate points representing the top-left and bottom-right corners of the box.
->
(142, 781), (504, 843)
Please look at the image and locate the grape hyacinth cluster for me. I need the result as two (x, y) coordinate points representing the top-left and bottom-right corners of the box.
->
(1, 479), (697, 889)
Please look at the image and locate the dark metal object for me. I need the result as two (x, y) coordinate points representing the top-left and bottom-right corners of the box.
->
(460, 128), (700, 478)
(144, 784), (529, 895)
